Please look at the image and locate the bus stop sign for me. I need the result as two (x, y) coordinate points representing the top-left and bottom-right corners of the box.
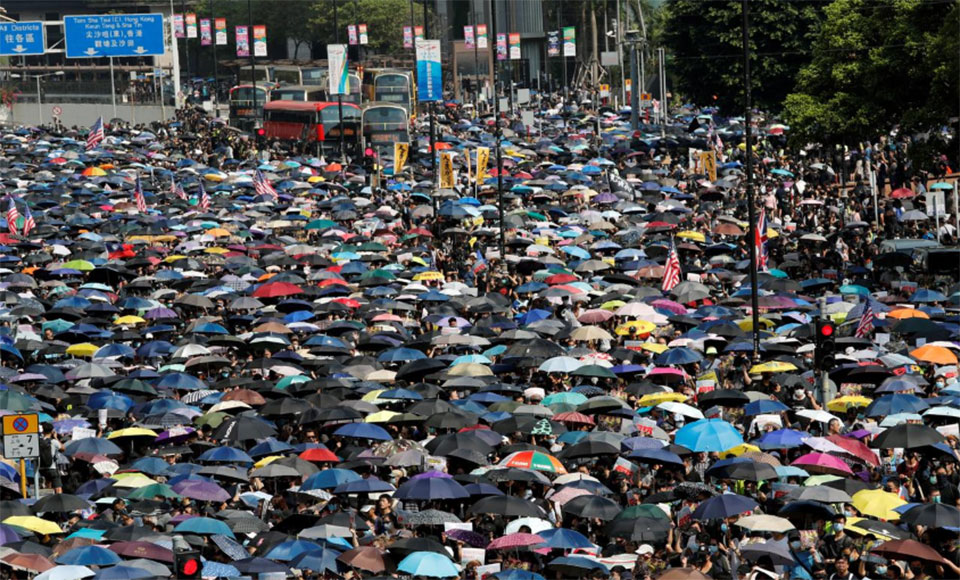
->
(64, 14), (165, 59)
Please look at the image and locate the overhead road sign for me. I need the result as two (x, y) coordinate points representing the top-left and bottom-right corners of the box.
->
(0, 21), (45, 56)
(64, 13), (165, 59)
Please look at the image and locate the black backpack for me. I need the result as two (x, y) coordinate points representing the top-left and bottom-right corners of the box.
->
(38, 437), (54, 469)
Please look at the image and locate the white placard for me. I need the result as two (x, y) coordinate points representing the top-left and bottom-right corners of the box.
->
(72, 427), (97, 441)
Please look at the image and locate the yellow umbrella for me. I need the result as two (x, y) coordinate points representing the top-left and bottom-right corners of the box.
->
(676, 230), (706, 243)
(307, 175), (325, 183)
(65, 343), (99, 357)
(851, 489), (906, 521)
(409, 257), (428, 267)
(206, 228), (231, 238)
(413, 271), (444, 281)
(205, 247), (229, 255)
(107, 427), (157, 439)
(639, 342), (669, 354)
(601, 300), (627, 311)
(361, 389), (386, 403)
(827, 395), (873, 413)
(638, 392), (688, 406)
(110, 473), (157, 488)
(737, 317), (775, 331)
(365, 410), (400, 423)
(719, 443), (761, 458)
(254, 455), (283, 468)
(163, 254), (188, 263)
(114, 315), (146, 326)
(614, 320), (657, 336)
(749, 361), (798, 374)
(3, 515), (63, 535)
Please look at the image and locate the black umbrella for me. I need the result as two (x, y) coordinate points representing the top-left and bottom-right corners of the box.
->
(31, 493), (92, 513)
(697, 389), (750, 408)
(605, 517), (671, 541)
(468, 496), (546, 518)
(212, 415), (278, 443)
(898, 502), (960, 528)
(557, 440), (620, 459)
(706, 461), (779, 482)
(870, 424), (945, 449)
(562, 495), (621, 520)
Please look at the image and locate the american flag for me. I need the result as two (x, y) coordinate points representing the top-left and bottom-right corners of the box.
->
(86, 117), (104, 150)
(134, 176), (147, 213)
(21, 204), (35, 237)
(171, 178), (187, 200)
(254, 168), (278, 198)
(5, 198), (19, 236)
(855, 301), (875, 338)
(756, 207), (769, 270)
(199, 180), (211, 210)
(661, 238), (681, 292)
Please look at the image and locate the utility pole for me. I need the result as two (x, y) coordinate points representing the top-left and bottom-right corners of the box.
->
(247, 0), (257, 133)
(491, 0), (504, 261)
(424, 0), (436, 182)
(210, 0), (219, 110)
(628, 32), (639, 131)
(743, 0), (760, 359)
(334, 0), (344, 161)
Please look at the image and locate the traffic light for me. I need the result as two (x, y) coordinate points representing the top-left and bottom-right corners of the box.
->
(174, 549), (202, 579)
(814, 319), (836, 371)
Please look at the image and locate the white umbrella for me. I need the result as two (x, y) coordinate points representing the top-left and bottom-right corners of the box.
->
(657, 401), (704, 420)
(538, 356), (583, 374)
(505, 517), (553, 535)
(35, 566), (94, 580)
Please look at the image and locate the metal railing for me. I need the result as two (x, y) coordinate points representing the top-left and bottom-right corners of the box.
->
(0, 81), (174, 106)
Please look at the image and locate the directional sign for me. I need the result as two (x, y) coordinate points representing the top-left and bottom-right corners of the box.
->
(2, 413), (40, 459)
(0, 21), (45, 56)
(64, 14), (165, 59)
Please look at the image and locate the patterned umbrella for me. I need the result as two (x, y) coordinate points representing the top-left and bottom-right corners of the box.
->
(487, 533), (545, 550)
(499, 450), (567, 474)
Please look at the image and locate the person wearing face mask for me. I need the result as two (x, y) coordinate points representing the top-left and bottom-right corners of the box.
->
(820, 515), (855, 564)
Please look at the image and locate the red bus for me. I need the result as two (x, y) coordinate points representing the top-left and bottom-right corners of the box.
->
(262, 101), (362, 155)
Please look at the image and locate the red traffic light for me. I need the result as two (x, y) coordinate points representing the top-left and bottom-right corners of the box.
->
(819, 323), (835, 337)
(256, 128), (265, 136)
(181, 558), (200, 576)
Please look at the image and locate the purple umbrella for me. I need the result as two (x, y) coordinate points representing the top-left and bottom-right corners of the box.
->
(155, 426), (196, 443)
(145, 307), (179, 320)
(445, 528), (488, 548)
(0, 524), (22, 545)
(594, 193), (618, 204)
(172, 479), (231, 502)
(411, 470), (453, 480)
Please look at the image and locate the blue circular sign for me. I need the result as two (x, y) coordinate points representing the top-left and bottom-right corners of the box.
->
(12, 417), (28, 432)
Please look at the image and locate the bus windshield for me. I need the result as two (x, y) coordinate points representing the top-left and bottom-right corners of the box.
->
(231, 87), (266, 102)
(320, 105), (361, 138)
(302, 68), (325, 85)
(363, 106), (407, 129)
(273, 69), (301, 85)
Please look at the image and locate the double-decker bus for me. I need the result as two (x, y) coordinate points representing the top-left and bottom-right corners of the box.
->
(269, 85), (328, 102)
(372, 70), (416, 117)
(262, 101), (362, 156)
(228, 84), (273, 131)
(361, 102), (411, 157)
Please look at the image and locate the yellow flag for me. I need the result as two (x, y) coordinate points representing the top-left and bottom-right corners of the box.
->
(394, 142), (409, 175)
(476, 146), (490, 184)
(465, 148), (472, 183)
(439, 152), (455, 189)
(700, 150), (717, 182)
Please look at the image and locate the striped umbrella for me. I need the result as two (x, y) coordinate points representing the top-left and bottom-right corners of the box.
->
(499, 451), (567, 474)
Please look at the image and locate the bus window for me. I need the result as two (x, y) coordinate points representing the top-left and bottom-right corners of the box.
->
(273, 68), (301, 85)
(302, 68), (325, 85)
(320, 105), (361, 138)
(230, 86), (265, 102)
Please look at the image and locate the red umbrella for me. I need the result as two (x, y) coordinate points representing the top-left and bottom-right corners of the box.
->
(1, 553), (54, 573)
(871, 539), (949, 565)
(251, 281), (303, 298)
(826, 434), (880, 466)
(337, 546), (387, 573)
(545, 273), (579, 285)
(552, 411), (596, 426)
(487, 532), (545, 550)
(890, 187), (916, 199)
(299, 448), (340, 462)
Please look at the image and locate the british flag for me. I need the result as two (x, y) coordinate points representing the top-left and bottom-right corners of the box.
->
(171, 179), (187, 201)
(855, 301), (875, 338)
(86, 117), (104, 150)
(21, 204), (35, 237)
(661, 238), (681, 293)
(756, 208), (769, 271)
(5, 198), (19, 236)
(134, 176), (147, 213)
(254, 168), (278, 198)
(199, 181), (211, 210)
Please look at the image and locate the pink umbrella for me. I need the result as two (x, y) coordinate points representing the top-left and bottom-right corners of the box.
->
(791, 452), (854, 476)
(650, 299), (688, 316)
(487, 533), (545, 550)
(547, 487), (593, 506)
(577, 309), (614, 324)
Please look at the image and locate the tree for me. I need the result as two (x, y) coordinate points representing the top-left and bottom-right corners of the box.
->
(309, 0), (434, 58)
(662, 0), (826, 111)
(783, 0), (958, 148)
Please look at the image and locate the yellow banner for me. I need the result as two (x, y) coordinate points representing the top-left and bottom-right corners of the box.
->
(700, 150), (717, 182)
(465, 148), (472, 183)
(394, 142), (409, 175)
(476, 147), (490, 184)
(440, 152), (455, 189)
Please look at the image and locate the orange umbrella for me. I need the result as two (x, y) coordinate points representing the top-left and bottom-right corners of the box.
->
(433, 142), (454, 151)
(81, 167), (107, 177)
(887, 308), (929, 320)
(910, 345), (958, 365)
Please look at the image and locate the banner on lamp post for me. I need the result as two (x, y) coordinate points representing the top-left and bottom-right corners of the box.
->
(476, 24), (488, 49)
(173, 14), (185, 38)
(508, 33), (520, 60)
(358, 24), (368, 45)
(327, 44), (349, 96)
(562, 26), (575, 57)
(186, 13), (197, 39)
(200, 19), (212, 46)
(253, 25), (267, 57)
(464, 25), (474, 49)
(236, 26), (249, 57)
(415, 39), (442, 103)
(215, 18), (227, 45)
(403, 26), (413, 48)
(495, 33), (506, 61)
(547, 30), (559, 57)
(347, 25), (358, 45)
(414, 25), (424, 41)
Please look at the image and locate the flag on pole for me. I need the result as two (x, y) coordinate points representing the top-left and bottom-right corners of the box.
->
(86, 117), (104, 150)
(253, 168), (278, 198)
(171, 179), (187, 200)
(134, 176), (147, 213)
(5, 197), (19, 236)
(661, 238), (681, 292)
(199, 181), (211, 210)
(855, 301), (875, 338)
(472, 249), (487, 274)
(756, 208), (769, 271)
(21, 204), (35, 237)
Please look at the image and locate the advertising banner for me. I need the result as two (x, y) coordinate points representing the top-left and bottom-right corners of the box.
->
(415, 39), (442, 103)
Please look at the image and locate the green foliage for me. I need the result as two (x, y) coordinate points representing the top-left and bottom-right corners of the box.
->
(783, 0), (958, 145)
(309, 0), (430, 56)
(662, 0), (826, 111)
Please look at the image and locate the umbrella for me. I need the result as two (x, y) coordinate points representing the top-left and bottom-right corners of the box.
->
(851, 489), (907, 520)
(871, 539), (949, 565)
(397, 551), (460, 578)
(336, 546), (386, 573)
(898, 502), (960, 528)
(55, 546), (121, 566)
(469, 496), (546, 518)
(674, 419), (743, 452)
(871, 424), (945, 449)
(691, 493), (758, 520)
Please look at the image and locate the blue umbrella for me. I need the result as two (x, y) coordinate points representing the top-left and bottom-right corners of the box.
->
(200, 561), (241, 578)
(333, 422), (392, 441)
(754, 429), (808, 449)
(675, 419), (743, 452)
(56, 545), (122, 566)
(910, 289), (947, 303)
(92, 565), (155, 580)
(547, 556), (608, 575)
(248, 438), (294, 457)
(691, 493), (758, 520)
(394, 477), (470, 500)
(130, 457), (172, 476)
(197, 446), (253, 464)
(155, 372), (207, 390)
(743, 399), (790, 416)
(654, 347), (703, 365)
(289, 548), (343, 574)
(397, 552), (460, 578)
(301, 468), (361, 490)
(627, 447), (684, 465)
(377, 347), (427, 363)
(64, 437), (123, 457)
(864, 394), (929, 418)
(490, 571), (546, 580)
(539, 528), (593, 549)
(333, 477), (396, 494)
(265, 539), (325, 561)
(174, 517), (235, 538)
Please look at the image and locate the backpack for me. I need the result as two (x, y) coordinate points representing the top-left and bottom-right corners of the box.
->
(38, 437), (54, 469)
